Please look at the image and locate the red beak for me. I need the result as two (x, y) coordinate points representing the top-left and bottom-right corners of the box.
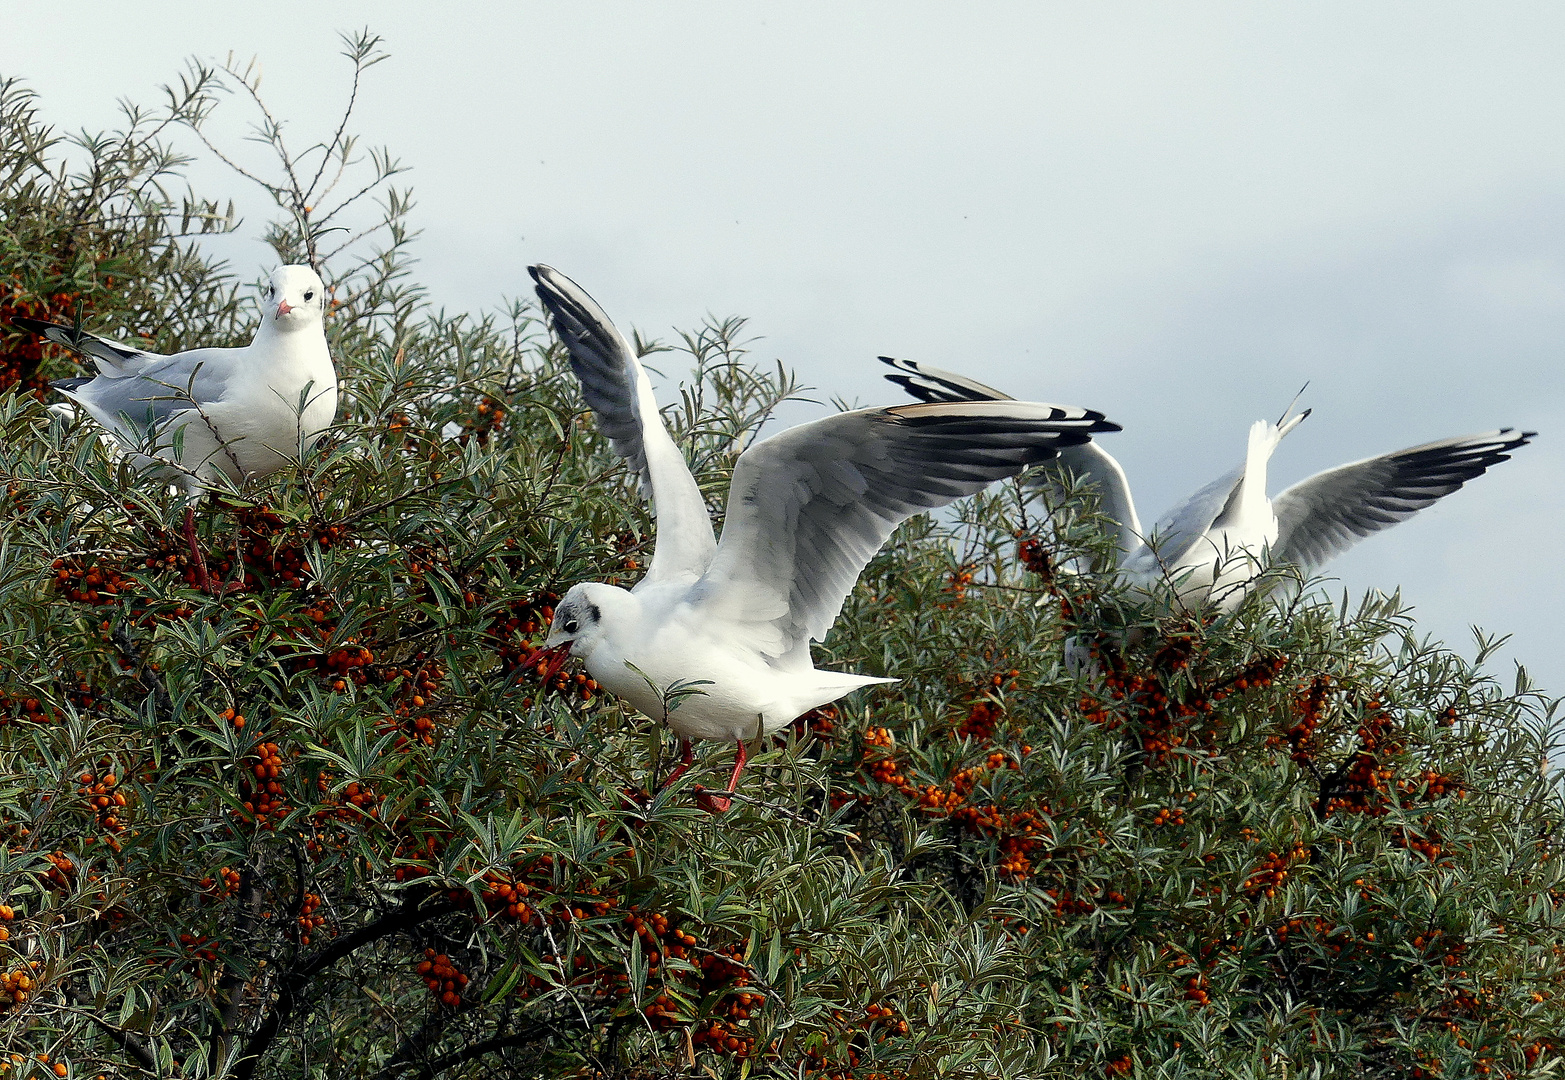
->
(527, 643), (573, 685)
(276, 299), (294, 317)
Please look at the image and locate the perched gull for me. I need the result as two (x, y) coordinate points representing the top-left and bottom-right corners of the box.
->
(883, 356), (1534, 610)
(528, 265), (1120, 810)
(15, 265), (338, 591)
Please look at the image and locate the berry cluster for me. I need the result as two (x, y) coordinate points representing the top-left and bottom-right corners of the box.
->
(316, 644), (375, 693)
(417, 949), (468, 1007)
(1390, 820), (1446, 863)
(799, 1003), (912, 1075)
(456, 396), (507, 446)
(1079, 651), (1286, 766)
(626, 910), (755, 1057)
(77, 769), (126, 834)
(1016, 533), (1054, 579)
(1242, 844), (1310, 901)
(1274, 677), (1330, 761)
(0, 962), (38, 1011)
(484, 592), (557, 673)
(381, 657), (446, 747)
(238, 742), (290, 828)
(954, 669), (1020, 741)
(940, 563), (975, 607)
(0, 902), (12, 943)
(312, 778), (382, 827)
(1150, 804), (1186, 827)
(295, 893), (326, 946)
(38, 851), (74, 892)
(51, 558), (127, 607)
(391, 826), (449, 883)
(199, 867), (241, 900)
(177, 931), (219, 964)
(0, 690), (51, 726)
(1315, 700), (1403, 818)
(229, 506), (349, 590)
(1103, 1052), (1134, 1076)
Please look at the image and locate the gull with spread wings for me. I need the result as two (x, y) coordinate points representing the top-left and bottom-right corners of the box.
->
(528, 265), (1121, 810)
(883, 357), (1533, 611)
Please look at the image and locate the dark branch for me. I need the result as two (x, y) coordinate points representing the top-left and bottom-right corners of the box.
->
(63, 987), (158, 1072)
(232, 889), (459, 1080)
(371, 1022), (557, 1080)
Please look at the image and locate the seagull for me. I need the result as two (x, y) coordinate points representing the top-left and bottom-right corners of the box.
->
(883, 356), (1534, 611)
(14, 265), (338, 592)
(528, 264), (1121, 810)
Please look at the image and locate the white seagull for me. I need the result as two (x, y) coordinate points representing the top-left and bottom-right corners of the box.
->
(883, 357), (1533, 611)
(15, 265), (338, 591)
(528, 265), (1121, 810)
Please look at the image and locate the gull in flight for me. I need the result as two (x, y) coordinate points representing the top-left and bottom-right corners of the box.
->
(528, 265), (1121, 810)
(883, 357), (1533, 611)
(15, 265), (338, 592)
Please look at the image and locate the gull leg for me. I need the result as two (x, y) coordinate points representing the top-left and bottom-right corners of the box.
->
(183, 505), (237, 596)
(695, 739), (747, 814)
(183, 506), (217, 595)
(659, 740), (696, 791)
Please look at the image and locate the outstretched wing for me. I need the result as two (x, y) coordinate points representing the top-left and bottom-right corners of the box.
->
(687, 400), (1121, 667)
(530, 264), (717, 587)
(1270, 429), (1535, 575)
(880, 356), (1014, 403)
(12, 316), (159, 376)
(880, 356), (1141, 556)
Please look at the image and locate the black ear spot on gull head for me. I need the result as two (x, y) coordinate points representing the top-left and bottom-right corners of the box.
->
(585, 601), (601, 624)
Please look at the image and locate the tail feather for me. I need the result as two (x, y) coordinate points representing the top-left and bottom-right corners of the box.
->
(12, 316), (144, 372)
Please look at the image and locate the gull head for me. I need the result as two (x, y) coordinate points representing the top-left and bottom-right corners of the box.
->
(263, 265), (327, 330)
(544, 582), (628, 659)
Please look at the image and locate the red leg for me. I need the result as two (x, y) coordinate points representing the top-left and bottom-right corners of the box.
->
(184, 506), (238, 596)
(695, 739), (747, 814)
(659, 739), (696, 791)
(184, 506), (215, 594)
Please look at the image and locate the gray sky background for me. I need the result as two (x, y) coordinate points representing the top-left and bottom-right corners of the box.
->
(6, 2), (1563, 695)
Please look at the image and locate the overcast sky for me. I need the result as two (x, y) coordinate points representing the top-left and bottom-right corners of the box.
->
(6, 2), (1563, 695)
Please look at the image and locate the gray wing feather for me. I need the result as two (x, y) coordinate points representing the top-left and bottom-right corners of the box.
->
(689, 400), (1120, 666)
(530, 264), (718, 586)
(57, 348), (237, 437)
(1271, 429), (1535, 574)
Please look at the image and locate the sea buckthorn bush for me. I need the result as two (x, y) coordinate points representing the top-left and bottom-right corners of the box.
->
(2, 38), (1564, 1080)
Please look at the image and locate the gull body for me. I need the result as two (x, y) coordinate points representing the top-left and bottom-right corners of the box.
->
(883, 357), (1533, 612)
(557, 581), (890, 743)
(531, 265), (1121, 806)
(18, 265), (337, 493)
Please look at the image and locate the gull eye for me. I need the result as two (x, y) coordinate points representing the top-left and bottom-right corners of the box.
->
(304, 290), (314, 301)
(563, 619), (580, 635)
